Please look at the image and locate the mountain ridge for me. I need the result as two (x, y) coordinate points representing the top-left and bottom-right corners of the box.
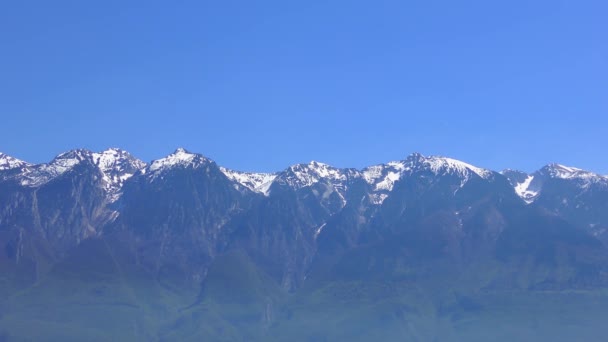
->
(3, 148), (606, 205)
(3, 148), (606, 183)
(2, 147), (608, 340)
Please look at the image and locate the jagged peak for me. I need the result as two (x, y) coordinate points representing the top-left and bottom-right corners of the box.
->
(540, 163), (595, 179)
(146, 148), (211, 177)
(405, 154), (493, 179)
(7, 148), (607, 205)
(98, 147), (134, 156)
(265, 161), (354, 207)
(289, 160), (332, 169)
(505, 164), (608, 205)
(534, 163), (608, 191)
(307, 160), (330, 167)
(223, 160), (356, 197)
(281, 160), (350, 187)
(92, 148), (146, 169)
(6, 148), (146, 198)
(174, 147), (190, 154)
(88, 149), (147, 201)
(26, 149), (97, 181)
(360, 154), (494, 203)
(407, 152), (425, 160)
(0, 152), (31, 171)
(52, 148), (94, 162)
(288, 160), (350, 179)
(45, 148), (145, 174)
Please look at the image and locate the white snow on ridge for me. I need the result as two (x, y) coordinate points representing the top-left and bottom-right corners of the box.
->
(422, 156), (493, 179)
(504, 164), (608, 204)
(309, 161), (347, 180)
(361, 165), (384, 184)
(144, 148), (212, 182)
(545, 163), (604, 182)
(92, 148), (145, 173)
(374, 171), (401, 191)
(9, 149), (146, 201)
(361, 161), (405, 204)
(220, 167), (277, 195)
(22, 148), (608, 209)
(360, 154), (493, 203)
(546, 164), (585, 179)
(263, 161), (358, 206)
(148, 148), (205, 173)
(91, 148), (147, 201)
(541, 163), (608, 191)
(279, 161), (353, 190)
(290, 161), (349, 185)
(19, 150), (90, 186)
(362, 162), (407, 192)
(0, 153), (31, 171)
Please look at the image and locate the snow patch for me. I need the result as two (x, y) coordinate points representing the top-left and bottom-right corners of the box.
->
(91, 148), (146, 201)
(315, 223), (327, 238)
(422, 156), (493, 179)
(362, 161), (408, 193)
(375, 171), (401, 191)
(220, 168), (277, 195)
(0, 153), (31, 171)
(514, 175), (538, 204)
(369, 193), (389, 205)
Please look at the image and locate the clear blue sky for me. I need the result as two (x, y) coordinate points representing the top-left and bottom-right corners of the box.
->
(1, 1), (606, 173)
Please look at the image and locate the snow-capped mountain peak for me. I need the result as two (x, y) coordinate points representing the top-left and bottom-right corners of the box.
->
(11, 148), (146, 201)
(502, 164), (608, 205)
(0, 153), (31, 171)
(146, 148), (211, 179)
(541, 163), (601, 180)
(17, 149), (94, 186)
(91, 148), (147, 200)
(537, 163), (608, 192)
(360, 153), (495, 205)
(221, 160), (352, 196)
(220, 168), (277, 195)
(91, 148), (146, 171)
(279, 161), (350, 189)
(407, 154), (493, 179)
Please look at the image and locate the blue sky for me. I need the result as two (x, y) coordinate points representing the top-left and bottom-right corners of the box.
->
(1, 1), (606, 173)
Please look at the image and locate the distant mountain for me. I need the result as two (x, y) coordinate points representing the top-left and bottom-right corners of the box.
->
(503, 163), (608, 244)
(1, 148), (608, 340)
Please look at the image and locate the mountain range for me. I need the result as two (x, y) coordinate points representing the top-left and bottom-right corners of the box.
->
(1, 148), (608, 341)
